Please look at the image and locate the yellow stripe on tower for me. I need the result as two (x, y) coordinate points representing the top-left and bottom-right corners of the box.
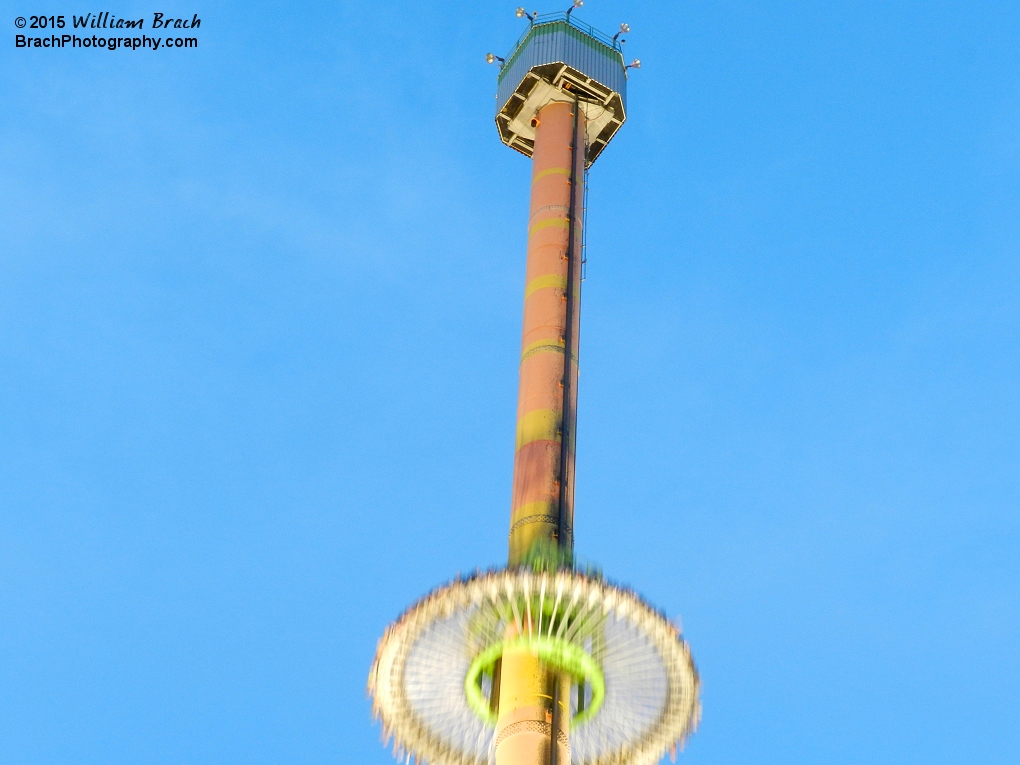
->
(532, 166), (571, 182)
(515, 408), (560, 450)
(525, 274), (568, 298)
(528, 217), (570, 235)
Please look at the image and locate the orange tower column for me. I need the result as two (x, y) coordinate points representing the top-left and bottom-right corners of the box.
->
(507, 99), (585, 565)
(495, 99), (585, 765)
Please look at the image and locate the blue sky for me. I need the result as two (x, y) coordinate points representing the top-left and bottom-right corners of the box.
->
(2, 1), (1018, 763)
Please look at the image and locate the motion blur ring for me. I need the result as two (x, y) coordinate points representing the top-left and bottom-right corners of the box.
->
(369, 568), (700, 765)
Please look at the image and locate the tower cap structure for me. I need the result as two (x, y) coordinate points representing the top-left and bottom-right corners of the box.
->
(495, 13), (627, 164)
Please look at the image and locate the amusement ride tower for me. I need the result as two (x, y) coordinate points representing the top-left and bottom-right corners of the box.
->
(369, 7), (700, 765)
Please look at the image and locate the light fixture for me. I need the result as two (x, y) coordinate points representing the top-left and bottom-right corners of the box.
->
(566, 0), (583, 16)
(613, 22), (630, 43)
(516, 6), (535, 21)
(486, 52), (505, 64)
(626, 58), (641, 69)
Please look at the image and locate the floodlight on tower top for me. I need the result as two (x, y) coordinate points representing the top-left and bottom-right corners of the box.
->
(369, 6), (700, 765)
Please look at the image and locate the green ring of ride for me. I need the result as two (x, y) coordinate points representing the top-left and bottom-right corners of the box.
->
(463, 635), (605, 728)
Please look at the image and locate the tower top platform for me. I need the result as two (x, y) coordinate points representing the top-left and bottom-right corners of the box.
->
(494, 13), (628, 165)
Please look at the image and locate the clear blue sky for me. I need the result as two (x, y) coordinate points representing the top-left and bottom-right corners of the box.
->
(2, 1), (1018, 763)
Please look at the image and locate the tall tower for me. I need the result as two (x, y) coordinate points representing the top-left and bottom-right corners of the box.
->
(495, 11), (627, 765)
(369, 10), (699, 765)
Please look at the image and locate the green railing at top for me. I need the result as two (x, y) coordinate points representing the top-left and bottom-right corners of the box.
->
(496, 14), (624, 87)
(507, 11), (623, 55)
